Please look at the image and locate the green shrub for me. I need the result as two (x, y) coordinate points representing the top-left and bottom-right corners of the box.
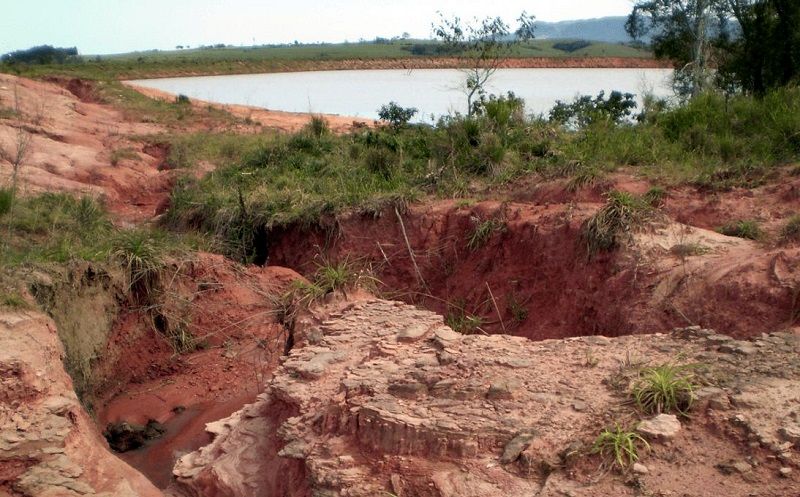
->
(306, 115), (329, 138)
(378, 101), (418, 128)
(717, 219), (762, 240)
(550, 90), (637, 129)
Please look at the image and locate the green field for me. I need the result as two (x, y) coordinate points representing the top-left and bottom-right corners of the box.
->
(1, 39), (653, 81)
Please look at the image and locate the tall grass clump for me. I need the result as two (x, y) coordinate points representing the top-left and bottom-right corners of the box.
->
(717, 219), (762, 240)
(111, 229), (166, 303)
(581, 191), (652, 257)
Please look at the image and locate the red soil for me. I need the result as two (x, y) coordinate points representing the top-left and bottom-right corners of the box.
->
(90, 254), (300, 488)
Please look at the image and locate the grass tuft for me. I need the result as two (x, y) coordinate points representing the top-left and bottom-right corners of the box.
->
(467, 217), (507, 251)
(632, 363), (696, 415)
(581, 191), (651, 257)
(592, 424), (650, 470)
(111, 229), (166, 304)
(0, 188), (13, 216)
(781, 215), (800, 243)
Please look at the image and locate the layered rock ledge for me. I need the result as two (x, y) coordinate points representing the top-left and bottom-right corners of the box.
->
(172, 298), (800, 497)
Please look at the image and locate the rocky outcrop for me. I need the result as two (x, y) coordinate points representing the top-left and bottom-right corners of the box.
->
(172, 298), (800, 497)
(0, 312), (162, 497)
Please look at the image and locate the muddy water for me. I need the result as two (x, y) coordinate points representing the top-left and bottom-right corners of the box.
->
(107, 393), (256, 488)
(130, 68), (674, 120)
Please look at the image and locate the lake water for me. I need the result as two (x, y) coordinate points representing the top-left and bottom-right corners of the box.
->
(130, 68), (674, 121)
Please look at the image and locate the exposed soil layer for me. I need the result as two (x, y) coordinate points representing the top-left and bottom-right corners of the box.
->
(267, 187), (800, 340)
(0, 74), (172, 223)
(90, 254), (299, 488)
(120, 56), (672, 80)
(123, 83), (373, 133)
(2, 74), (800, 497)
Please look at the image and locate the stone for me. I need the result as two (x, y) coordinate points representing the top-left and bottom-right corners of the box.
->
(779, 424), (800, 447)
(716, 460), (753, 475)
(638, 414), (681, 440)
(572, 401), (587, 412)
(632, 463), (649, 475)
(397, 323), (431, 342)
(500, 432), (536, 464)
(779, 467), (792, 478)
(388, 380), (428, 399)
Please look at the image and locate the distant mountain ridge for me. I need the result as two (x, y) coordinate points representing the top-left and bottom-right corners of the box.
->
(534, 16), (633, 44)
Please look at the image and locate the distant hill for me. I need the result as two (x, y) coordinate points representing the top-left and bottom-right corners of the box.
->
(534, 17), (634, 44)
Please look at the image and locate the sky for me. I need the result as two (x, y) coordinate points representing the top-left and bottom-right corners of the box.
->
(1, 1), (634, 55)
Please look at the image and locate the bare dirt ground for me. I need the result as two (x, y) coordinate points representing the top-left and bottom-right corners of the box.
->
(1, 76), (799, 497)
(123, 84), (372, 134)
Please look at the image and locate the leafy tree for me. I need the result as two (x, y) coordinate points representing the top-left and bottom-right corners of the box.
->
(626, 0), (728, 98)
(628, 0), (799, 97)
(433, 12), (536, 116)
(719, 0), (800, 94)
(378, 102), (418, 128)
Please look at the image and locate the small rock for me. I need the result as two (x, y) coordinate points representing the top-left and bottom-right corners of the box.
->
(638, 414), (681, 440)
(779, 425), (800, 447)
(632, 463), (649, 475)
(779, 467), (792, 478)
(397, 323), (431, 342)
(716, 460), (753, 475)
(572, 401), (587, 412)
(500, 432), (536, 464)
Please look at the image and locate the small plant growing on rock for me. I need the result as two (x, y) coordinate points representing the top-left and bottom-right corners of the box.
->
(592, 424), (650, 470)
(632, 364), (696, 415)
(717, 219), (762, 240)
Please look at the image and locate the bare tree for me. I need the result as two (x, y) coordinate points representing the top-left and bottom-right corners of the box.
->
(433, 12), (536, 115)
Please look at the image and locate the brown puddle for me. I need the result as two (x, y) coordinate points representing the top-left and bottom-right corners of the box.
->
(104, 392), (257, 488)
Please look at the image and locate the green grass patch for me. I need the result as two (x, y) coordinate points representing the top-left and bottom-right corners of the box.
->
(717, 219), (762, 240)
(467, 217), (507, 250)
(0, 39), (652, 81)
